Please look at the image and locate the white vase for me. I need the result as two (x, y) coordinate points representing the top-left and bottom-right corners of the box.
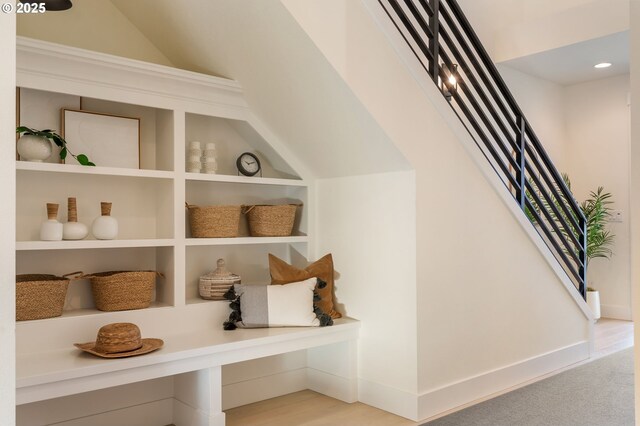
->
(202, 142), (217, 174)
(40, 203), (63, 241)
(63, 197), (88, 240)
(586, 290), (601, 321)
(92, 202), (118, 240)
(17, 134), (53, 162)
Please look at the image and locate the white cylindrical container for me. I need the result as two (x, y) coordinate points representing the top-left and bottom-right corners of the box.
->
(63, 197), (88, 240)
(40, 203), (63, 241)
(17, 134), (53, 162)
(92, 202), (118, 240)
(587, 290), (601, 321)
(202, 142), (217, 174)
(187, 141), (203, 173)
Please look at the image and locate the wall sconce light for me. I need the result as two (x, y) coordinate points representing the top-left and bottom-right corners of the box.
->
(441, 63), (458, 101)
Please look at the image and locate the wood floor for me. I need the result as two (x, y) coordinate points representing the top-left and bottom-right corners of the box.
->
(225, 319), (634, 426)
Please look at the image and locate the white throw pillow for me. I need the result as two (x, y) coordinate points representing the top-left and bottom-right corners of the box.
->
(233, 277), (320, 328)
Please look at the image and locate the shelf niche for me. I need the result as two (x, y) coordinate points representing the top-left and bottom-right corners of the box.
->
(185, 180), (307, 239)
(185, 243), (307, 305)
(16, 246), (175, 317)
(16, 173), (174, 241)
(185, 112), (300, 180)
(17, 87), (174, 172)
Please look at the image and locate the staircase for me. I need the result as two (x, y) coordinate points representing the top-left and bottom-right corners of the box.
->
(378, 0), (588, 298)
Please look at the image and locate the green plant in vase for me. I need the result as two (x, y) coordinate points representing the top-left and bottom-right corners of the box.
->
(524, 174), (614, 320)
(16, 126), (95, 166)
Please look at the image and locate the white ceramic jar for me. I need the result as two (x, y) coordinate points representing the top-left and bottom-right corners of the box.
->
(63, 197), (88, 240)
(17, 134), (53, 162)
(92, 202), (118, 240)
(40, 203), (63, 241)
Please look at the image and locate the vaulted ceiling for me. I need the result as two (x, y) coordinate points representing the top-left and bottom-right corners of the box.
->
(109, 0), (411, 179)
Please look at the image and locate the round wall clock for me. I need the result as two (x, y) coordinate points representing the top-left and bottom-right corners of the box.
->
(236, 152), (262, 177)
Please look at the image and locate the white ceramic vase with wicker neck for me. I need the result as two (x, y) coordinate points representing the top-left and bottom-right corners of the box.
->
(40, 203), (63, 241)
(92, 202), (118, 240)
(63, 197), (88, 240)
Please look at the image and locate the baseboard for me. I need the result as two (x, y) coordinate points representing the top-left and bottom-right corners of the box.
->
(307, 367), (357, 403)
(30, 398), (174, 426)
(173, 398), (225, 426)
(222, 368), (307, 410)
(600, 304), (632, 320)
(417, 341), (590, 420)
(357, 377), (419, 420)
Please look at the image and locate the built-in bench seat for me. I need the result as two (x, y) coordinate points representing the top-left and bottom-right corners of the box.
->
(17, 318), (360, 426)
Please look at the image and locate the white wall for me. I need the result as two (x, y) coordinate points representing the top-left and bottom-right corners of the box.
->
(110, 0), (411, 179)
(1, 6), (16, 425)
(498, 65), (569, 170)
(283, 0), (591, 420)
(564, 74), (631, 319)
(629, 0), (640, 421)
(315, 171), (418, 408)
(17, 0), (173, 66)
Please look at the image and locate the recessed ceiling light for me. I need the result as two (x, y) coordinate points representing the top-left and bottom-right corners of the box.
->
(594, 62), (612, 69)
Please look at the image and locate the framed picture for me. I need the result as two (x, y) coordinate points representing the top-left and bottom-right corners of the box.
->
(61, 109), (140, 169)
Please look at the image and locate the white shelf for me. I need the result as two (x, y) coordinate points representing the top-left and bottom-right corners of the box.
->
(16, 239), (176, 251)
(185, 172), (307, 187)
(16, 302), (173, 324)
(186, 297), (228, 306)
(185, 235), (309, 246)
(16, 161), (174, 179)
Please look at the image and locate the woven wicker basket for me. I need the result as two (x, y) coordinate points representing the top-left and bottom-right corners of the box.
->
(186, 203), (241, 238)
(242, 204), (302, 237)
(84, 271), (162, 312)
(16, 271), (82, 321)
(199, 259), (241, 300)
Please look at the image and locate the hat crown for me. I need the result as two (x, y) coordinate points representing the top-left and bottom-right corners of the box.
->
(94, 322), (143, 354)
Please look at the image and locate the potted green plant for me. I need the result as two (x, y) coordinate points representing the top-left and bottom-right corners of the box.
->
(525, 175), (614, 320)
(16, 126), (95, 166)
(580, 185), (614, 320)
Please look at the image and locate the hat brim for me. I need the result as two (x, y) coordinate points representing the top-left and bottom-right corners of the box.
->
(74, 338), (164, 358)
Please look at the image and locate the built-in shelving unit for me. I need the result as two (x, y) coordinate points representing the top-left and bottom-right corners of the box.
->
(14, 38), (311, 342)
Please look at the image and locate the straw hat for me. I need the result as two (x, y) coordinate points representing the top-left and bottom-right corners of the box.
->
(74, 322), (163, 358)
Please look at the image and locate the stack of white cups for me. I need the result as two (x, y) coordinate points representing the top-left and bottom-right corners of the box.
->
(202, 142), (218, 174)
(187, 141), (202, 173)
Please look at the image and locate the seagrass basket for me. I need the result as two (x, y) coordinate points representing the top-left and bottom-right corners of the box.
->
(186, 203), (241, 238)
(242, 204), (301, 237)
(84, 271), (162, 312)
(16, 271), (82, 321)
(199, 259), (241, 300)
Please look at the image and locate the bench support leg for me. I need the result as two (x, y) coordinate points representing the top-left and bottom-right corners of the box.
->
(307, 339), (358, 403)
(173, 366), (225, 426)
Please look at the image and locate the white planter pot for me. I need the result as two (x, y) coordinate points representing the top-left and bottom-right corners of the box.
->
(586, 290), (601, 320)
(17, 134), (53, 162)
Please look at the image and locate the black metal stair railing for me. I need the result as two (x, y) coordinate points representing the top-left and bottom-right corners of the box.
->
(379, 0), (588, 298)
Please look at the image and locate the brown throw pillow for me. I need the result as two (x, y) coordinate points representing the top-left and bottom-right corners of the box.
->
(268, 253), (341, 319)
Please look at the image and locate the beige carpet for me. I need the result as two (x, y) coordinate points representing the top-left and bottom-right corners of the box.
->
(425, 348), (634, 426)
